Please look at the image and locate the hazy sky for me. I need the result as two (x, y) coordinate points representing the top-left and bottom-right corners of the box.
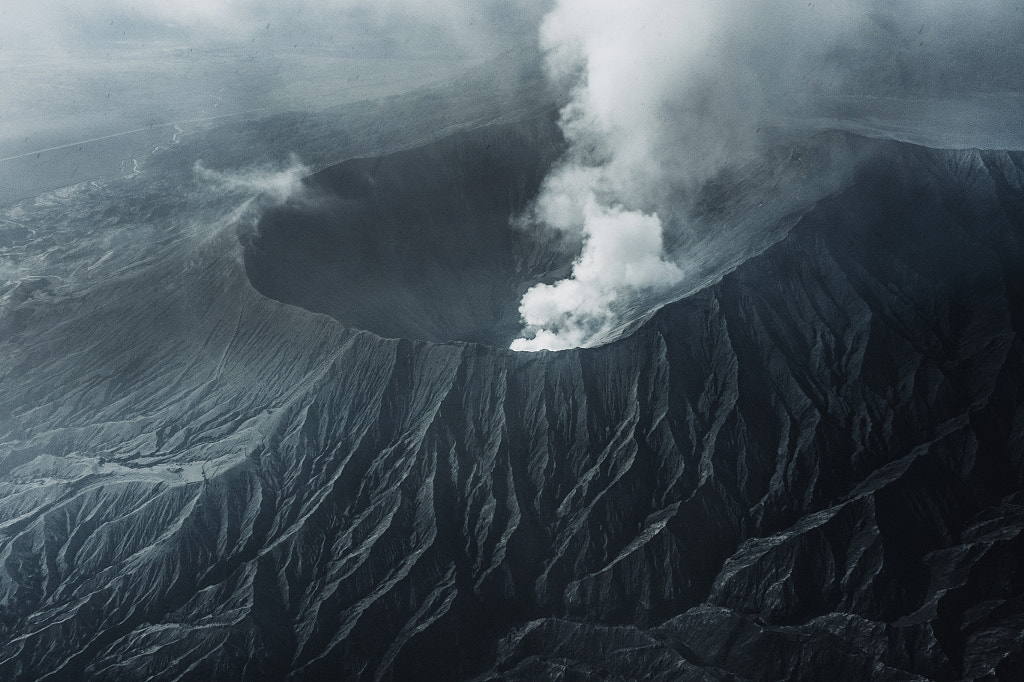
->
(0, 0), (552, 152)
(0, 1), (550, 55)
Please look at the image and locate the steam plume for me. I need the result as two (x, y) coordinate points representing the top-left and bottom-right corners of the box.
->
(512, 0), (1024, 350)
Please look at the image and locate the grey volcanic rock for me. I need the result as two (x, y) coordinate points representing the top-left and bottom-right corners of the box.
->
(1, 126), (1023, 681)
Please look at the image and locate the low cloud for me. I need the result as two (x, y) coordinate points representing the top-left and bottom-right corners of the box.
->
(511, 0), (1024, 351)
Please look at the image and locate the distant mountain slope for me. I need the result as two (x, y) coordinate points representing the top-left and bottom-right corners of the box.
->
(1, 130), (1022, 680)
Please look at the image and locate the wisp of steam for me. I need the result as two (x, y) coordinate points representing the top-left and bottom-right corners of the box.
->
(194, 158), (310, 206)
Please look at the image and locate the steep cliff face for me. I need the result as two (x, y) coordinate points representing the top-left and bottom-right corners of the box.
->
(1, 129), (1023, 681)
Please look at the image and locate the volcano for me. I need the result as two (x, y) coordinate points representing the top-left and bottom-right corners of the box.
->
(1, 101), (1023, 680)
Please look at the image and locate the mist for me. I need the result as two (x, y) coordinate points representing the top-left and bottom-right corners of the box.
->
(0, 0), (551, 157)
(511, 0), (1024, 350)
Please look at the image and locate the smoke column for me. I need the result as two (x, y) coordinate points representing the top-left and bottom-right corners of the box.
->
(511, 0), (1024, 351)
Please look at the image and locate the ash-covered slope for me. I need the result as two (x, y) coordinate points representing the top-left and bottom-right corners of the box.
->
(1, 135), (1023, 681)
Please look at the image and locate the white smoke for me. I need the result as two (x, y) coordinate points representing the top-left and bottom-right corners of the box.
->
(511, 0), (1024, 351)
(511, 199), (683, 351)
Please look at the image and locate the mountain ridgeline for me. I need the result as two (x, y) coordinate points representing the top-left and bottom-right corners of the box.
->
(0, 116), (1023, 680)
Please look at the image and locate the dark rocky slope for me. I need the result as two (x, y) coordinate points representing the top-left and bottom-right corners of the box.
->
(0, 134), (1023, 680)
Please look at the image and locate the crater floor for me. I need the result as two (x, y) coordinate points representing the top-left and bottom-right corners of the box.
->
(244, 115), (567, 347)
